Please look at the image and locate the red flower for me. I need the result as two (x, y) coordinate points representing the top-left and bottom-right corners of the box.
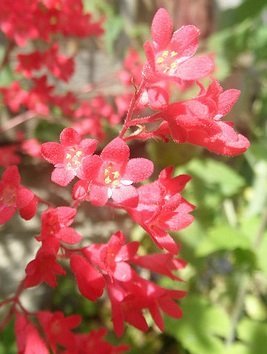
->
(25, 76), (53, 115)
(0, 82), (28, 113)
(156, 80), (250, 155)
(41, 127), (97, 186)
(63, 328), (128, 354)
(70, 232), (138, 302)
(17, 44), (74, 82)
(16, 51), (43, 78)
(15, 313), (49, 354)
(107, 274), (185, 336)
(37, 207), (82, 245)
(25, 238), (66, 288)
(127, 168), (194, 254)
(37, 311), (81, 353)
(0, 146), (21, 167)
(0, 166), (38, 224)
(143, 8), (214, 82)
(21, 138), (42, 158)
(81, 137), (153, 207)
(132, 252), (186, 281)
(0, 0), (103, 46)
(70, 254), (105, 301)
(83, 231), (139, 282)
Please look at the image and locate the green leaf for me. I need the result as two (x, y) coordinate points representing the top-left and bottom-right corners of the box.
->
(165, 296), (230, 354)
(238, 318), (267, 354)
(35, 120), (65, 142)
(251, 26), (267, 62)
(147, 141), (200, 168)
(245, 295), (267, 321)
(196, 225), (250, 256)
(0, 66), (14, 86)
(104, 16), (124, 54)
(245, 161), (267, 217)
(0, 320), (16, 354)
(184, 158), (245, 197)
(226, 343), (250, 354)
(219, 0), (267, 29)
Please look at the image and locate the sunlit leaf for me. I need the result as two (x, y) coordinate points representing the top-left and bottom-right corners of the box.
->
(165, 296), (230, 354)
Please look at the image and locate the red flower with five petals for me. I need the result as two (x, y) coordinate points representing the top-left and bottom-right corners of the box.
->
(143, 8), (214, 82)
(80, 137), (154, 207)
(41, 127), (97, 186)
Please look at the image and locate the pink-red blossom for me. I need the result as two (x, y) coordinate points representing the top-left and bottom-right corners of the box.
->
(127, 167), (194, 253)
(0, 165), (38, 224)
(41, 127), (98, 186)
(154, 80), (250, 155)
(79, 137), (154, 207)
(143, 8), (214, 83)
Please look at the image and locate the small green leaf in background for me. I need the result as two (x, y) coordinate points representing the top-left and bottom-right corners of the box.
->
(185, 158), (245, 197)
(196, 225), (250, 257)
(245, 295), (267, 321)
(165, 295), (230, 354)
(0, 66), (15, 87)
(0, 320), (16, 354)
(35, 120), (65, 142)
(237, 318), (267, 354)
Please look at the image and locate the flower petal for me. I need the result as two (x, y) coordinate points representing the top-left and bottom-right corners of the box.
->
(176, 55), (214, 80)
(171, 25), (200, 59)
(112, 185), (138, 208)
(124, 158), (154, 183)
(2, 165), (20, 185)
(51, 167), (75, 186)
(41, 142), (64, 165)
(19, 196), (38, 220)
(218, 89), (240, 116)
(70, 254), (105, 301)
(151, 8), (173, 50)
(101, 138), (129, 165)
(0, 205), (16, 224)
(57, 227), (82, 244)
(89, 184), (108, 206)
(60, 128), (81, 146)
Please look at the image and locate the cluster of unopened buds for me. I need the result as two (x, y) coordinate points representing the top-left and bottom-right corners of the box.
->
(0, 4), (250, 353)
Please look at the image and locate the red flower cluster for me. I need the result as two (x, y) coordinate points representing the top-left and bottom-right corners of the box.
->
(71, 231), (186, 336)
(15, 312), (127, 354)
(0, 6), (251, 353)
(17, 44), (74, 81)
(25, 207), (81, 288)
(0, 0), (103, 46)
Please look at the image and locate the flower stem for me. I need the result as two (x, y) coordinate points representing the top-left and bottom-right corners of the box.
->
(119, 78), (146, 139)
(0, 111), (36, 133)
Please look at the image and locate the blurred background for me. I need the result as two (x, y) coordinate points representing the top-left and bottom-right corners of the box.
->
(1, 0), (267, 353)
